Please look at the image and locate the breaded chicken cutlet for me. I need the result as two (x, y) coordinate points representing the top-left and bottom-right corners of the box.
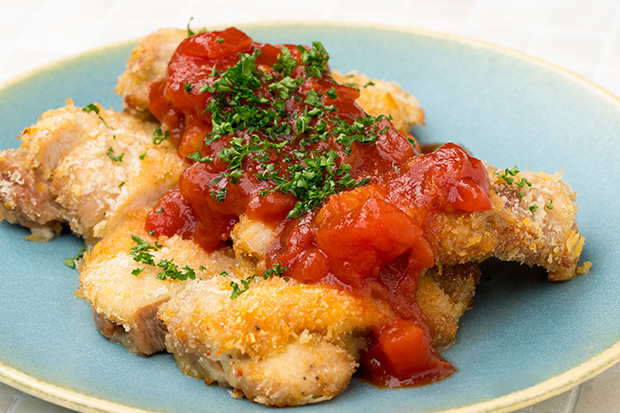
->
(0, 26), (587, 408)
(116, 28), (425, 135)
(0, 101), (185, 244)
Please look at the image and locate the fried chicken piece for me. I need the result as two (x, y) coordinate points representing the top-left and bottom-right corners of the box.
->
(0, 101), (185, 244)
(158, 261), (479, 406)
(426, 168), (586, 281)
(0, 149), (63, 240)
(417, 263), (480, 350)
(78, 207), (254, 354)
(233, 165), (584, 283)
(158, 275), (384, 406)
(116, 28), (186, 117)
(115, 30), (425, 133)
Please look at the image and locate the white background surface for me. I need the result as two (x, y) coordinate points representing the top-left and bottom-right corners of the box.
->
(1, 0), (619, 412)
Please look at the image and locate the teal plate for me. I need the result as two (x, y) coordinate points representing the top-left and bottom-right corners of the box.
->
(0, 22), (619, 413)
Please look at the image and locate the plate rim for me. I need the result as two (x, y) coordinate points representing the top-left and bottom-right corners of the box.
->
(0, 20), (618, 413)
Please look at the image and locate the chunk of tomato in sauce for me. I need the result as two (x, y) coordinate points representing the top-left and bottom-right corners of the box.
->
(362, 319), (454, 387)
(316, 197), (433, 288)
(145, 188), (196, 238)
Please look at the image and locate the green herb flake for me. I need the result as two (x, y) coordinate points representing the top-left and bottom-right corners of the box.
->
(63, 245), (87, 269)
(529, 204), (539, 213)
(152, 128), (169, 145)
(82, 103), (113, 128)
(106, 147), (124, 162)
(227, 263), (289, 299)
(187, 152), (214, 163)
(82, 103), (100, 115)
(262, 262), (288, 279)
(129, 235), (197, 281)
(185, 18), (206, 37)
(132, 268), (145, 276)
(217, 38), (225, 43)
(326, 87), (338, 99)
(139, 152), (147, 160)
(211, 187), (228, 202)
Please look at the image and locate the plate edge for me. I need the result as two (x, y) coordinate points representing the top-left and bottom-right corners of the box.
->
(0, 361), (155, 413)
(0, 20), (618, 413)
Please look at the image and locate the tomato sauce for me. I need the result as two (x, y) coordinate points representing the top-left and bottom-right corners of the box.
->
(146, 27), (492, 387)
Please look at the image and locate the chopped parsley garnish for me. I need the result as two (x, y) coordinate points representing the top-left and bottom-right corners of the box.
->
(119, 181), (125, 187)
(494, 166), (521, 185)
(272, 46), (297, 76)
(82, 103), (112, 128)
(63, 245), (87, 269)
(495, 166), (533, 198)
(262, 149), (370, 219)
(186, 17), (196, 36)
(82, 103), (100, 115)
(194, 42), (389, 217)
(131, 268), (145, 276)
(139, 152), (147, 160)
(217, 38), (225, 43)
(227, 262), (289, 299)
(186, 17), (206, 37)
(211, 187), (228, 202)
(187, 152), (214, 163)
(545, 200), (554, 210)
(495, 167), (543, 211)
(326, 87), (338, 99)
(153, 128), (169, 145)
(263, 262), (288, 278)
(297, 42), (330, 78)
(230, 278), (253, 299)
(129, 235), (197, 281)
(106, 147), (124, 162)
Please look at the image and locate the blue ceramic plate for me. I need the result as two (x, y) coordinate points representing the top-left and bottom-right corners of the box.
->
(0, 22), (618, 413)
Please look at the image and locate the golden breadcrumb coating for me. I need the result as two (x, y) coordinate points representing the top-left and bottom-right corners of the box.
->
(0, 100), (185, 244)
(79, 207), (254, 354)
(331, 70), (425, 133)
(158, 275), (383, 406)
(427, 168), (585, 281)
(116, 28), (186, 117)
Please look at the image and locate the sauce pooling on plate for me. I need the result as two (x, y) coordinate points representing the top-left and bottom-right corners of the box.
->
(146, 27), (492, 386)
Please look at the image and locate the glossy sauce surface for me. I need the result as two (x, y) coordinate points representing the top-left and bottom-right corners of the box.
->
(146, 27), (492, 386)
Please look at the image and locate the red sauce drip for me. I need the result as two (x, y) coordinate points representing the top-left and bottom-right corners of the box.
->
(146, 27), (492, 387)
